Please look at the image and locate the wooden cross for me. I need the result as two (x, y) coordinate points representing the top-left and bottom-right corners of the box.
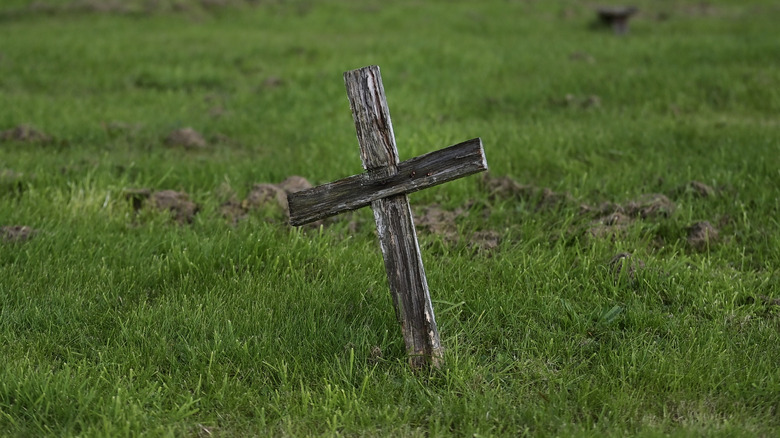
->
(287, 65), (488, 368)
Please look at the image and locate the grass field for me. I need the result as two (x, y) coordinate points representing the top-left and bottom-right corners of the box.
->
(1, 0), (779, 436)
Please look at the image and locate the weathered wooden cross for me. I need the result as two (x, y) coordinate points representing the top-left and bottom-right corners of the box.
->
(287, 65), (488, 368)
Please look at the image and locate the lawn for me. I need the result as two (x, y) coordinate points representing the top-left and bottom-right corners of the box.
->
(1, 0), (779, 436)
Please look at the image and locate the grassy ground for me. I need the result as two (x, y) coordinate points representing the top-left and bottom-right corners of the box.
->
(1, 0), (779, 436)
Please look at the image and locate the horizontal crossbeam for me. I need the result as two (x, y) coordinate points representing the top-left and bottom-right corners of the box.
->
(288, 137), (486, 226)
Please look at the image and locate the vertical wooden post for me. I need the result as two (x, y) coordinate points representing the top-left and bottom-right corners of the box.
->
(344, 66), (443, 368)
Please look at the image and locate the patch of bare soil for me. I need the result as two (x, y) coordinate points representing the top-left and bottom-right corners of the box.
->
(415, 204), (464, 238)
(262, 76), (284, 88)
(413, 203), (500, 253)
(674, 180), (715, 198)
(587, 212), (632, 239)
(757, 295), (780, 306)
(687, 221), (718, 251)
(469, 230), (501, 252)
(480, 174), (573, 209)
(123, 188), (199, 224)
(581, 194), (675, 239)
(151, 190), (200, 224)
(165, 127), (207, 149)
(608, 252), (646, 283)
(1, 225), (36, 243)
(220, 176), (313, 224)
(0, 125), (52, 143)
(624, 194), (675, 219)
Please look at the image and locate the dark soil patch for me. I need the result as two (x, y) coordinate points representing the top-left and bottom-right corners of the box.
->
(415, 204), (465, 238)
(608, 252), (646, 283)
(480, 174), (573, 209)
(151, 190), (200, 224)
(674, 180), (715, 198)
(469, 230), (501, 252)
(587, 212), (632, 239)
(1, 225), (36, 243)
(687, 221), (718, 251)
(1, 125), (52, 143)
(165, 127), (207, 149)
(413, 203), (500, 253)
(221, 176), (313, 224)
(263, 76), (284, 88)
(123, 188), (153, 211)
(123, 188), (199, 224)
(580, 194), (675, 220)
(757, 295), (780, 306)
(624, 193), (675, 219)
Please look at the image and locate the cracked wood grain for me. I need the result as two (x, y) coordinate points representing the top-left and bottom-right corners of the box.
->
(287, 65), (488, 368)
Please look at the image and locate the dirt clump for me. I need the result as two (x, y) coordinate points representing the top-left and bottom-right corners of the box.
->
(221, 176), (313, 224)
(608, 252), (646, 283)
(480, 173), (572, 209)
(124, 188), (199, 224)
(165, 127), (207, 149)
(123, 188), (152, 211)
(415, 204), (464, 238)
(1, 225), (36, 243)
(0, 125), (52, 143)
(676, 180), (715, 198)
(263, 76), (284, 88)
(412, 203), (500, 253)
(757, 295), (780, 306)
(687, 221), (718, 251)
(587, 212), (632, 239)
(151, 190), (200, 224)
(624, 193), (675, 219)
(369, 345), (383, 363)
(469, 230), (501, 252)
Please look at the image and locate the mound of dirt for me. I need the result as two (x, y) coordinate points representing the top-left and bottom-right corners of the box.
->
(413, 203), (501, 252)
(609, 252), (646, 283)
(623, 193), (675, 219)
(123, 188), (199, 224)
(151, 190), (200, 224)
(0, 125), (51, 143)
(687, 221), (718, 251)
(480, 174), (573, 210)
(221, 176), (313, 224)
(1, 225), (36, 243)
(165, 127), (207, 149)
(587, 211), (632, 239)
(675, 181), (715, 198)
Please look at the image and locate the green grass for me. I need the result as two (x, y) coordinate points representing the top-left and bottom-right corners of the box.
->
(1, 0), (779, 436)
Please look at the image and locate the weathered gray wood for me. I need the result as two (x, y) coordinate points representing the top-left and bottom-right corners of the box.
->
(288, 138), (486, 226)
(287, 65), (488, 368)
(345, 65), (443, 368)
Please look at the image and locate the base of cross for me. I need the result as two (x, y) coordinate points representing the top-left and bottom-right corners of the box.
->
(287, 65), (487, 369)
